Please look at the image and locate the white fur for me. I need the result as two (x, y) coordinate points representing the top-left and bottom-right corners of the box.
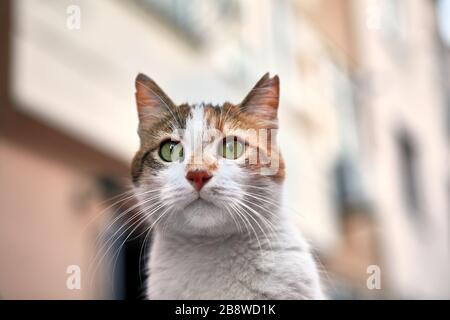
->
(147, 207), (325, 299)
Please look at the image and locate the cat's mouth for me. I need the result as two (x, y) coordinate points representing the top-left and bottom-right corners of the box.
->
(193, 197), (210, 205)
(186, 197), (216, 209)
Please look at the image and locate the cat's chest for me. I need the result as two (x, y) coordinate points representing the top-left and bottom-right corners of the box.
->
(147, 236), (263, 299)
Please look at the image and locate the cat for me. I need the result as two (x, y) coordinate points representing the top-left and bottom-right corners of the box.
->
(131, 72), (324, 299)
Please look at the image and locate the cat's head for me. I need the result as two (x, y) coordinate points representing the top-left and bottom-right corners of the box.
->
(131, 73), (285, 237)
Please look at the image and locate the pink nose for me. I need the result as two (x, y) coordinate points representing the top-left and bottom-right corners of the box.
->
(186, 170), (212, 191)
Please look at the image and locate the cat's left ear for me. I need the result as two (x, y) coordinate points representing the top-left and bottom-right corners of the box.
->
(240, 73), (279, 122)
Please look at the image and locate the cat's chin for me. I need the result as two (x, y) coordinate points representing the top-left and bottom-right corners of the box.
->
(168, 198), (236, 236)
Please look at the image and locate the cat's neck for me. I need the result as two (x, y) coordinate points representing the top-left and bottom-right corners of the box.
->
(153, 207), (299, 252)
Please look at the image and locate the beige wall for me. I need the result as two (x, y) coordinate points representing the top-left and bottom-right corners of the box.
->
(0, 137), (103, 299)
(351, 0), (449, 298)
(0, 65), (127, 298)
(297, 0), (356, 64)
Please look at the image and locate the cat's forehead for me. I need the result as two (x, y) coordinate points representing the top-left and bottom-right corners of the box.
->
(139, 102), (260, 148)
(186, 103), (229, 132)
(186, 102), (258, 131)
(157, 103), (239, 132)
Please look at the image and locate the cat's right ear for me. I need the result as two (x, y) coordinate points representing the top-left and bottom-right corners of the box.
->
(135, 73), (175, 130)
(240, 73), (279, 124)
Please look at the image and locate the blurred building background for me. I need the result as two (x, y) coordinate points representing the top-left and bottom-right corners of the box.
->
(0, 0), (448, 299)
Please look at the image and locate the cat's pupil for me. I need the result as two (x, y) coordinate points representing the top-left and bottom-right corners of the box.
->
(220, 137), (243, 160)
(229, 142), (238, 157)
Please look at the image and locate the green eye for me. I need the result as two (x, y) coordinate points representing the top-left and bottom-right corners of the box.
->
(159, 140), (184, 162)
(219, 137), (244, 159)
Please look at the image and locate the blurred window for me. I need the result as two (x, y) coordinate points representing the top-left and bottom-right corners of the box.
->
(434, 0), (450, 140)
(334, 156), (370, 218)
(136, 0), (240, 46)
(396, 130), (421, 214)
(436, 0), (450, 48)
